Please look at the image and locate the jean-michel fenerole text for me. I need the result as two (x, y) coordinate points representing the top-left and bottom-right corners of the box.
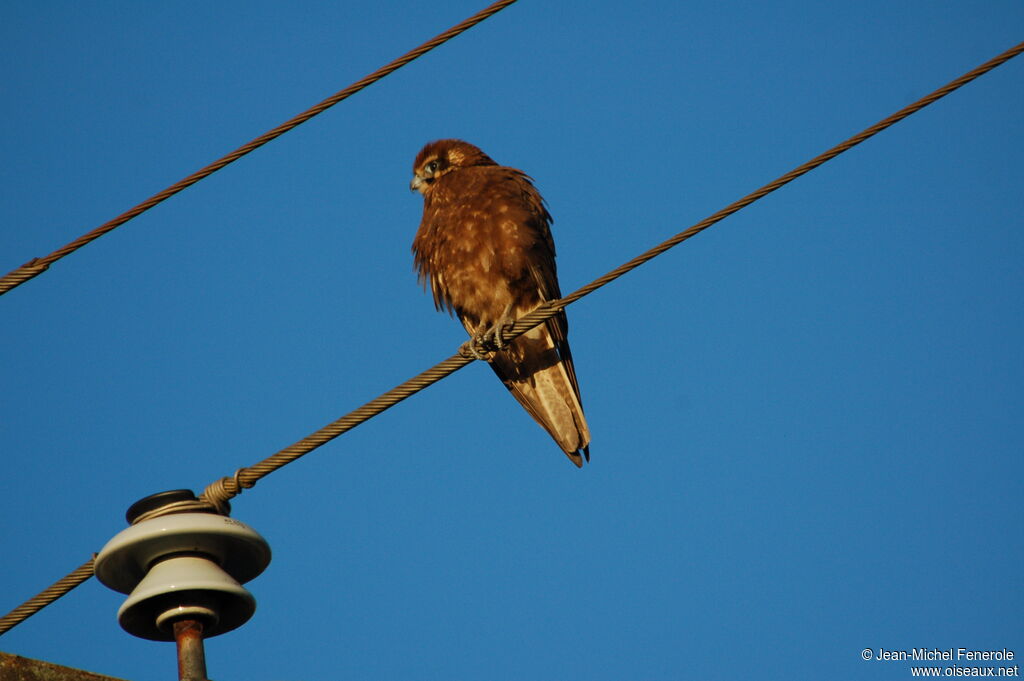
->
(874, 648), (1014, 662)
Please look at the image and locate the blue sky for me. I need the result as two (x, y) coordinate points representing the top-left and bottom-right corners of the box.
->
(2, 2), (1022, 680)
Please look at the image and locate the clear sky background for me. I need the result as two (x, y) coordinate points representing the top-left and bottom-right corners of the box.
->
(2, 2), (1022, 680)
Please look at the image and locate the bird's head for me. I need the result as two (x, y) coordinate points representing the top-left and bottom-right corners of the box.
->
(410, 139), (497, 194)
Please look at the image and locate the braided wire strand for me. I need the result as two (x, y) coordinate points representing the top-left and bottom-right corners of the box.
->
(0, 559), (95, 636)
(203, 353), (474, 501)
(2, 38), (1022, 639)
(0, 0), (519, 298)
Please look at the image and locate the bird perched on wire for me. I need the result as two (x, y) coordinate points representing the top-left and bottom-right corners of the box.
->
(410, 139), (591, 466)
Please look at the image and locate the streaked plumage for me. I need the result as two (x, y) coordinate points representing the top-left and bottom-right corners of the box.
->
(410, 139), (591, 466)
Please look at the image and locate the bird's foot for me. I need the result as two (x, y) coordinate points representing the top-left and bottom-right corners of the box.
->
(459, 317), (515, 361)
(461, 334), (493, 361)
(483, 316), (516, 351)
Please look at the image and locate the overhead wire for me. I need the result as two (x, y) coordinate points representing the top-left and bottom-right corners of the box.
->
(1, 37), (1021, 638)
(0, 560), (95, 637)
(0, 0), (519, 298)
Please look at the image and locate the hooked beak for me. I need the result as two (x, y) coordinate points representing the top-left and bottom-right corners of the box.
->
(410, 174), (424, 192)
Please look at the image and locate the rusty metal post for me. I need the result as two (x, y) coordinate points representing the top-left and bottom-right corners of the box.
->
(172, 619), (209, 681)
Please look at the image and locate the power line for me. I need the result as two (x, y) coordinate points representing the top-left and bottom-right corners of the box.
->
(0, 0), (519, 298)
(0, 559), (95, 636)
(2, 37), (1021, 639)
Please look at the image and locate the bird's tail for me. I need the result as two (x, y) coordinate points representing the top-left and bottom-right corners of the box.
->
(490, 322), (590, 466)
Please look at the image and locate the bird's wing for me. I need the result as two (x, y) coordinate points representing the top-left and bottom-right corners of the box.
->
(487, 168), (590, 465)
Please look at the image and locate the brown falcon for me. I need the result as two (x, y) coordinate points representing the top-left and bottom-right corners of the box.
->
(410, 139), (591, 466)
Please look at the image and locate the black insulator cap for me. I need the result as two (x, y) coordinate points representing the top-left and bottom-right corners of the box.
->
(125, 489), (198, 524)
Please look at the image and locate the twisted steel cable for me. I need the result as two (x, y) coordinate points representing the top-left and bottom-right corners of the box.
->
(0, 0), (519, 297)
(2, 38), (1021, 639)
(0, 559), (95, 636)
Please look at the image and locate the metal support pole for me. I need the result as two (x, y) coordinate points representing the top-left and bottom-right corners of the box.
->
(173, 619), (209, 681)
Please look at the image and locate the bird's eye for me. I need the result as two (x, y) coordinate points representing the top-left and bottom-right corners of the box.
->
(425, 160), (439, 173)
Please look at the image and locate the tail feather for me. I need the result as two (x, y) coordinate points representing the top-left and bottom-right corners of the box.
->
(489, 321), (590, 466)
